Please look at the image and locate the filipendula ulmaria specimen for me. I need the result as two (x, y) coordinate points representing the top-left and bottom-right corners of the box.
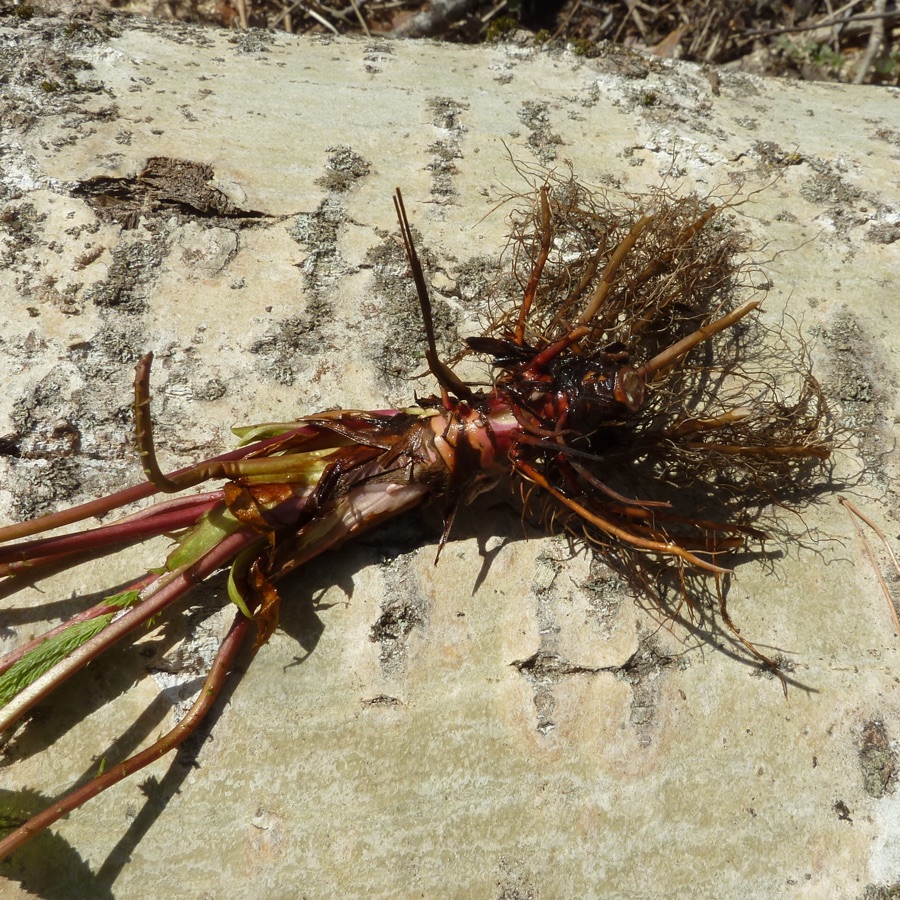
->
(0, 175), (831, 857)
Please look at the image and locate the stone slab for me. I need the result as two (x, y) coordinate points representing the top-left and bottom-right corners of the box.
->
(0, 13), (899, 899)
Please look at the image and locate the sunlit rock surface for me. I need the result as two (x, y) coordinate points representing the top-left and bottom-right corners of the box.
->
(1, 13), (899, 898)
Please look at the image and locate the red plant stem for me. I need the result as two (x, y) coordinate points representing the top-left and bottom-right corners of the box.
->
(514, 186), (552, 345)
(0, 426), (322, 545)
(0, 493), (223, 574)
(106, 491), (226, 524)
(0, 607), (253, 861)
(0, 528), (259, 733)
(0, 478), (433, 734)
(0, 480), (435, 855)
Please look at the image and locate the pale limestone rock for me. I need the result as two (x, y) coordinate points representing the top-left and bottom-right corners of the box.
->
(1, 12), (899, 899)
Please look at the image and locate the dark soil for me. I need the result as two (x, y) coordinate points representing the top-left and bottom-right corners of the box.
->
(8, 0), (898, 85)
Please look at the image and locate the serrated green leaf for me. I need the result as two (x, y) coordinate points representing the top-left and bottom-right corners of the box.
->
(106, 589), (142, 609)
(0, 590), (140, 708)
(2, 615), (106, 708)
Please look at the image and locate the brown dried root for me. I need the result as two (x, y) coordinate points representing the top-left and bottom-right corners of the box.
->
(484, 171), (833, 676)
(483, 173), (750, 361)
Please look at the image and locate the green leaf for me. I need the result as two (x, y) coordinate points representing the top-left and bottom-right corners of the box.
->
(106, 588), (142, 609)
(165, 503), (241, 572)
(226, 542), (263, 619)
(231, 422), (304, 444)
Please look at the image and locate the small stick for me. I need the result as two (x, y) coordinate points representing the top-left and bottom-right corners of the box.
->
(235, 0), (249, 29)
(853, 0), (887, 84)
(348, 0), (370, 37)
(840, 497), (900, 635)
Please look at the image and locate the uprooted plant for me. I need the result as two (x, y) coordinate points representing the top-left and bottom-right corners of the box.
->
(0, 172), (832, 859)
